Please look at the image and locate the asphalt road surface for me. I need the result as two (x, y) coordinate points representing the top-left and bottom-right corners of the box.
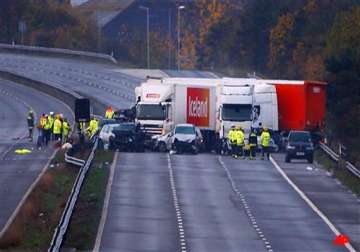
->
(0, 78), (73, 232)
(98, 153), (357, 252)
(0, 53), (218, 110)
(0, 53), (358, 252)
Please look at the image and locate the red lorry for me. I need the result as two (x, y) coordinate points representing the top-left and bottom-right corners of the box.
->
(264, 80), (327, 132)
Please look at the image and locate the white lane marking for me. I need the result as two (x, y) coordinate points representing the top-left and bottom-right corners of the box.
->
(218, 156), (273, 252)
(270, 156), (357, 252)
(0, 148), (58, 238)
(167, 154), (187, 252)
(93, 151), (119, 252)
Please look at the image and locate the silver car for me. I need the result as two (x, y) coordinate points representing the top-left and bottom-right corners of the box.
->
(153, 124), (204, 153)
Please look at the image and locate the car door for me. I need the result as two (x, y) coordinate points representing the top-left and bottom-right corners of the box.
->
(102, 125), (114, 144)
(195, 127), (203, 148)
(167, 130), (175, 150)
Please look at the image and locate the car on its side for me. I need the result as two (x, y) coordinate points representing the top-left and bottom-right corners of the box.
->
(98, 123), (121, 150)
(285, 130), (314, 163)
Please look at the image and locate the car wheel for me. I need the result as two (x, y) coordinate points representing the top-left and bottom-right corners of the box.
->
(159, 142), (167, 152)
(307, 156), (314, 164)
(285, 155), (291, 163)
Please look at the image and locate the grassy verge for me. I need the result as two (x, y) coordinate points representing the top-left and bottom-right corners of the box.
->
(315, 149), (360, 196)
(62, 150), (115, 251)
(0, 150), (78, 251)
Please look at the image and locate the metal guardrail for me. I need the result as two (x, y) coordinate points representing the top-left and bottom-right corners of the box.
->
(48, 137), (99, 252)
(0, 43), (117, 64)
(64, 151), (86, 167)
(319, 142), (360, 178)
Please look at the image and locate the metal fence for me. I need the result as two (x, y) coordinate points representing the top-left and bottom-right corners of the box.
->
(48, 137), (99, 252)
(319, 142), (360, 179)
(0, 43), (117, 64)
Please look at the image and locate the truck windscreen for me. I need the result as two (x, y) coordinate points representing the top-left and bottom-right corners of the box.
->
(136, 104), (166, 120)
(222, 104), (252, 121)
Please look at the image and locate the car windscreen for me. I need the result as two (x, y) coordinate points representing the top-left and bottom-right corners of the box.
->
(222, 104), (252, 121)
(136, 104), (166, 120)
(113, 123), (136, 132)
(175, 126), (195, 134)
(289, 132), (311, 142)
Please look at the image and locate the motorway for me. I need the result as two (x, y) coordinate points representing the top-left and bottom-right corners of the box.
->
(0, 53), (358, 251)
(0, 53), (218, 110)
(0, 78), (73, 233)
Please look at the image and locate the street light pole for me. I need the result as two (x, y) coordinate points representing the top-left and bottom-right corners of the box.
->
(177, 5), (185, 71)
(139, 6), (150, 69)
(168, 9), (172, 69)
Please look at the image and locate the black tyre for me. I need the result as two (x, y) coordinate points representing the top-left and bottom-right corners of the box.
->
(285, 155), (291, 163)
(307, 156), (314, 164)
(158, 142), (167, 152)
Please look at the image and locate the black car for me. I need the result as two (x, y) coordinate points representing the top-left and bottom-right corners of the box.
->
(285, 131), (314, 163)
(109, 123), (145, 152)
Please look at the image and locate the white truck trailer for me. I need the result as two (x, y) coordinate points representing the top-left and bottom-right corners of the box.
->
(135, 78), (218, 147)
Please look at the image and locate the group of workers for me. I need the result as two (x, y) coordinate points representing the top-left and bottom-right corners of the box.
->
(228, 125), (271, 160)
(26, 110), (71, 149)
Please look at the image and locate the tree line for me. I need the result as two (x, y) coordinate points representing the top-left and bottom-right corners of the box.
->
(0, 0), (97, 50)
(177, 0), (360, 165)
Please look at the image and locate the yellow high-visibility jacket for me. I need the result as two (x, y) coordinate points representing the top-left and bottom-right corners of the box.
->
(236, 130), (245, 146)
(53, 119), (62, 134)
(261, 131), (271, 147)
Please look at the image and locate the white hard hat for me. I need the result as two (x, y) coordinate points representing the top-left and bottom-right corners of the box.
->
(50, 111), (54, 115)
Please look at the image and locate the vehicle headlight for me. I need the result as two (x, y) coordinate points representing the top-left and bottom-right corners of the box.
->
(287, 145), (296, 150)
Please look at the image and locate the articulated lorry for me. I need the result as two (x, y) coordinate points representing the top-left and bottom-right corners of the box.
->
(251, 79), (327, 146)
(252, 80), (326, 132)
(134, 77), (327, 150)
(135, 77), (256, 148)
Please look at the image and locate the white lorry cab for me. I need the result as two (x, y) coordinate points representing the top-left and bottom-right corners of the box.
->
(135, 78), (171, 135)
(252, 82), (279, 132)
(217, 78), (256, 139)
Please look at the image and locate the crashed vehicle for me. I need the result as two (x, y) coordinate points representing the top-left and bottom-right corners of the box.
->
(108, 123), (145, 152)
(170, 124), (203, 154)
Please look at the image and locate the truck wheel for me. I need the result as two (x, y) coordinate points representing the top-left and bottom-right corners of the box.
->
(159, 142), (167, 152)
(285, 155), (291, 163)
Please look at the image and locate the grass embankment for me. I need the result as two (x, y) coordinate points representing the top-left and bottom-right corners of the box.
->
(315, 149), (360, 196)
(63, 150), (114, 251)
(0, 150), (78, 251)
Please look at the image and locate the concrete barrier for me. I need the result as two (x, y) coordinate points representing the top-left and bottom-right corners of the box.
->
(0, 70), (107, 115)
(0, 43), (117, 64)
